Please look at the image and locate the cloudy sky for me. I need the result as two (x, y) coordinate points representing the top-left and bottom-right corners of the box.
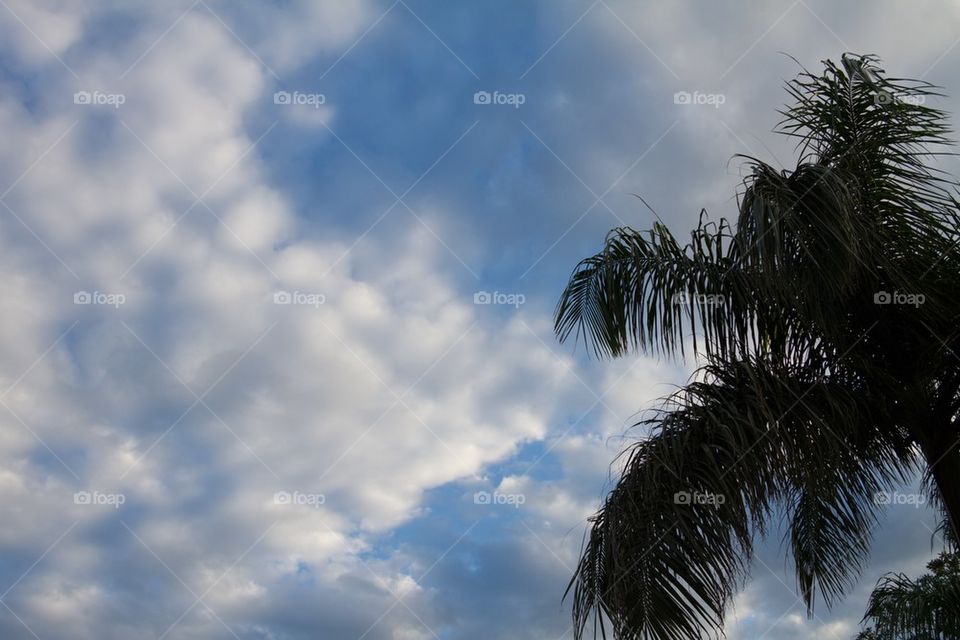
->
(0, 1), (958, 638)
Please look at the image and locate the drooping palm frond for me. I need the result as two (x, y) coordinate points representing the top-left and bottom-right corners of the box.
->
(567, 355), (918, 639)
(556, 217), (751, 360)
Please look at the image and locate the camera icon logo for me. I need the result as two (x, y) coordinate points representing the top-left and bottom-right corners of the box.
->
(473, 291), (492, 305)
(274, 290), (292, 304)
(874, 291), (892, 304)
(74, 291), (92, 304)
(274, 91), (292, 105)
(473, 491), (492, 505)
(473, 91), (492, 105)
(873, 491), (892, 505)
(73, 491), (92, 505)
(273, 491), (292, 505)
(74, 91), (92, 105)
(874, 91), (895, 106)
(673, 91), (692, 105)
(673, 491), (691, 505)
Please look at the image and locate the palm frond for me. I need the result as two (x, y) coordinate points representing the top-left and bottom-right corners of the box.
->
(558, 53), (960, 640)
(862, 551), (960, 639)
(567, 355), (917, 639)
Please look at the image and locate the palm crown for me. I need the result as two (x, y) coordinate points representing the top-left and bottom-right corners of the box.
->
(555, 54), (960, 639)
(858, 520), (960, 639)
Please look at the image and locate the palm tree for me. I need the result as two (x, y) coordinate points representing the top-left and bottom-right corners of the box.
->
(857, 521), (960, 639)
(555, 54), (960, 639)
(857, 552), (960, 639)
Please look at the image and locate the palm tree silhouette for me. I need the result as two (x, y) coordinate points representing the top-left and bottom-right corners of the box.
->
(555, 54), (960, 639)
(858, 520), (959, 638)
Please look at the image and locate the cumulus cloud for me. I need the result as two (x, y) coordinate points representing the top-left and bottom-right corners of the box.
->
(2, 1), (958, 639)
(0, 2), (585, 638)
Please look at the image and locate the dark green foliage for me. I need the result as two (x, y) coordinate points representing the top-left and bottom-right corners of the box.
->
(858, 526), (960, 639)
(556, 55), (960, 639)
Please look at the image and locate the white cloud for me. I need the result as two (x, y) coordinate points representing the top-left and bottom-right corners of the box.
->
(0, 3), (582, 638)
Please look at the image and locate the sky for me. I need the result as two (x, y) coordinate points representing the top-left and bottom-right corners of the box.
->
(0, 1), (958, 639)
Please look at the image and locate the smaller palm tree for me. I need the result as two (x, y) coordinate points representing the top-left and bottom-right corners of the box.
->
(857, 522), (960, 639)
